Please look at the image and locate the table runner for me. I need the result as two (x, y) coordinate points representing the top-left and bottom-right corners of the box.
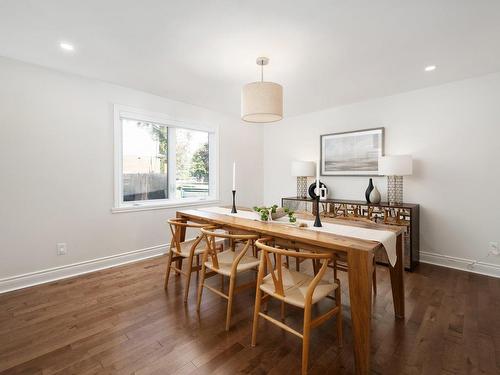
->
(199, 206), (397, 266)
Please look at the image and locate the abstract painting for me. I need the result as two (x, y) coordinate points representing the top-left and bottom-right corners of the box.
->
(320, 128), (384, 175)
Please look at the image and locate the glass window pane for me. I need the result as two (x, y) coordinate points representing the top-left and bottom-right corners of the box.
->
(175, 128), (209, 199)
(122, 119), (168, 202)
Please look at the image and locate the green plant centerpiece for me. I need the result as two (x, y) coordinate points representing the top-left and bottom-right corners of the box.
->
(253, 205), (297, 223)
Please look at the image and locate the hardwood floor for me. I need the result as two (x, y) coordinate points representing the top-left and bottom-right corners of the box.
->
(0, 256), (499, 374)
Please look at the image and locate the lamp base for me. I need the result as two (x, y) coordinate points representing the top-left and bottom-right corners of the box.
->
(387, 176), (404, 205)
(296, 176), (308, 198)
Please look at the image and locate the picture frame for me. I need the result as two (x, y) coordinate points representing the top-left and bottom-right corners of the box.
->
(320, 127), (385, 176)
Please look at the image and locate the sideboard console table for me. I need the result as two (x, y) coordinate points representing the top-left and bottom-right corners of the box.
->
(281, 196), (420, 271)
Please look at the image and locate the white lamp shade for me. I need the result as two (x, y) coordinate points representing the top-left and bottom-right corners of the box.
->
(378, 155), (413, 176)
(241, 82), (283, 123)
(291, 161), (316, 177)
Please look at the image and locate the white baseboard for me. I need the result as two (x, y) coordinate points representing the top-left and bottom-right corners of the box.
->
(0, 244), (169, 294)
(420, 251), (500, 278)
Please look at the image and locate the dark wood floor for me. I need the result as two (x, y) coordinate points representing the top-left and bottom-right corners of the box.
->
(1, 256), (499, 375)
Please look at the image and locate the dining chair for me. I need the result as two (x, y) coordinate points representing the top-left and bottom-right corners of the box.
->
(165, 218), (223, 304)
(197, 226), (260, 331)
(251, 238), (342, 375)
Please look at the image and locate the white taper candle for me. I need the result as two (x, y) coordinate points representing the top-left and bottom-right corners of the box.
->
(316, 160), (320, 196)
(232, 162), (236, 191)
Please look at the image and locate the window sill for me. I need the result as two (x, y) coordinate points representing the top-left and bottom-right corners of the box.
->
(111, 199), (220, 214)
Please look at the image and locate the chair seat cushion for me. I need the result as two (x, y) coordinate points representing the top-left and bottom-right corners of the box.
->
(174, 237), (224, 258)
(260, 267), (338, 308)
(204, 250), (260, 276)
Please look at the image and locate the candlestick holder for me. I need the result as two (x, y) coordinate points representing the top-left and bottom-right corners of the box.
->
(313, 196), (322, 227)
(231, 190), (237, 213)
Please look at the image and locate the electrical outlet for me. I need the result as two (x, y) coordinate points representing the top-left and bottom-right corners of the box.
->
(56, 243), (67, 256)
(489, 241), (499, 256)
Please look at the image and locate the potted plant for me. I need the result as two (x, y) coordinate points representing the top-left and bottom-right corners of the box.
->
(253, 205), (297, 223)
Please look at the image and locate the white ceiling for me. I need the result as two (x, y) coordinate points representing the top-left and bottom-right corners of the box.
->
(1, 0), (500, 117)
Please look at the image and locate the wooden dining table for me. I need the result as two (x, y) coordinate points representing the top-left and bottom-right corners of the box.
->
(176, 207), (405, 375)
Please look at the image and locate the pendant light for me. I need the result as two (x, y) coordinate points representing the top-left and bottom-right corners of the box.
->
(241, 57), (283, 123)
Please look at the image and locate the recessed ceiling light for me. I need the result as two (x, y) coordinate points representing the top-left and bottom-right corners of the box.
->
(59, 42), (75, 51)
(424, 65), (436, 72)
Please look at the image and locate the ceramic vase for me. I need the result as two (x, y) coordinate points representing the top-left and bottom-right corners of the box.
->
(369, 186), (381, 204)
(365, 178), (374, 203)
(309, 181), (327, 199)
(319, 186), (328, 200)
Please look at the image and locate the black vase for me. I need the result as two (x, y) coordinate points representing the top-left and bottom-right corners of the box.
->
(365, 178), (374, 203)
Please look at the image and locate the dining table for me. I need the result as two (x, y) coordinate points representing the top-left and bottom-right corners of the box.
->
(175, 206), (405, 375)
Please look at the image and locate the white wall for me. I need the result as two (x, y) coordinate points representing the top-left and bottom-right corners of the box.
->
(0, 57), (263, 283)
(263, 73), (500, 272)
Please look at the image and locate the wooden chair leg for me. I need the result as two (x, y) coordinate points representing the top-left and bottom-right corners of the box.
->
(183, 254), (194, 304)
(225, 274), (236, 331)
(196, 254), (200, 278)
(302, 305), (312, 375)
(263, 299), (269, 313)
(197, 262), (207, 312)
(312, 259), (319, 275)
(164, 250), (174, 289)
(372, 261), (377, 295)
(251, 287), (263, 347)
(335, 286), (343, 348)
(295, 249), (300, 271)
(176, 258), (183, 276)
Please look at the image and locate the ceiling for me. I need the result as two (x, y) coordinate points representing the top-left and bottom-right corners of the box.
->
(1, 0), (500, 117)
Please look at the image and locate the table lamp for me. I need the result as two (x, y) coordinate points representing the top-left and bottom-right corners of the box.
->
(291, 161), (315, 198)
(378, 155), (412, 205)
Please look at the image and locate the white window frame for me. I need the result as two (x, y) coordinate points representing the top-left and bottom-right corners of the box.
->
(112, 105), (219, 213)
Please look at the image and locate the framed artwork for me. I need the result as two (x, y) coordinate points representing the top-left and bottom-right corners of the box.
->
(320, 127), (384, 176)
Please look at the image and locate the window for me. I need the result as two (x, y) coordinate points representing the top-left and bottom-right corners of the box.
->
(114, 105), (218, 211)
(122, 119), (168, 202)
(175, 128), (210, 199)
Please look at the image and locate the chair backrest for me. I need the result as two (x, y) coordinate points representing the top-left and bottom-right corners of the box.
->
(255, 238), (335, 304)
(167, 218), (207, 255)
(200, 226), (259, 273)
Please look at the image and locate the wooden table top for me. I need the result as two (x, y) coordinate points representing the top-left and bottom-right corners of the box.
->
(177, 207), (404, 254)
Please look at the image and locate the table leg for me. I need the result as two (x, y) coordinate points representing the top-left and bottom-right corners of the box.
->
(389, 233), (405, 318)
(347, 250), (374, 375)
